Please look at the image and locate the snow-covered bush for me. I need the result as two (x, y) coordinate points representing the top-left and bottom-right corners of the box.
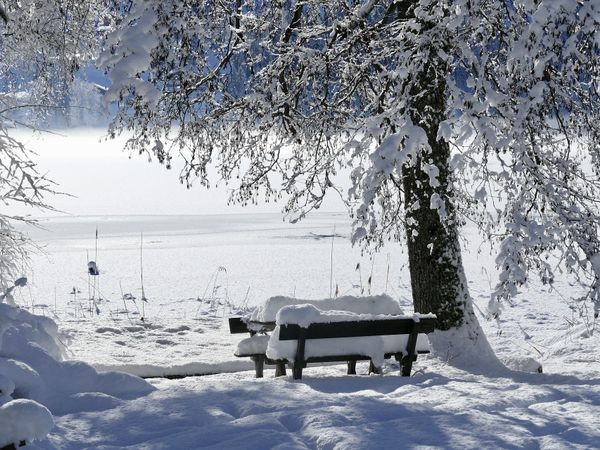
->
(502, 356), (543, 374)
(0, 302), (156, 446)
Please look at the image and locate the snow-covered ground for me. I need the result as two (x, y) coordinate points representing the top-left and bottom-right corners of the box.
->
(43, 362), (600, 449)
(7, 212), (600, 448)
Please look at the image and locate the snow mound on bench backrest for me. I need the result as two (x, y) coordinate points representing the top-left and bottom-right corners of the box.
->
(276, 304), (424, 328)
(0, 302), (156, 445)
(250, 294), (404, 322)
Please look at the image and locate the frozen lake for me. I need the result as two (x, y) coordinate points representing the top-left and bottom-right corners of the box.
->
(22, 212), (410, 312)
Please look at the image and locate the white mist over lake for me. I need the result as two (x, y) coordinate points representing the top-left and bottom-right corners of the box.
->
(11, 128), (346, 217)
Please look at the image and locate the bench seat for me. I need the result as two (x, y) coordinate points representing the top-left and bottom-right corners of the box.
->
(235, 333), (430, 357)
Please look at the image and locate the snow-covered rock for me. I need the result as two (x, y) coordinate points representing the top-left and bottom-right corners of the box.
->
(0, 399), (54, 448)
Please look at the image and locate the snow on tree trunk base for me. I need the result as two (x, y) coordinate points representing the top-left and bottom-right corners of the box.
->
(428, 301), (506, 375)
(427, 252), (507, 373)
(429, 299), (542, 375)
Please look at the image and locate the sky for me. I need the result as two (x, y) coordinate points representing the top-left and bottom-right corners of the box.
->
(11, 128), (347, 218)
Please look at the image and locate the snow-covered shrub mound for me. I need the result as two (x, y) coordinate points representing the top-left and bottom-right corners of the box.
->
(250, 294), (404, 322)
(0, 301), (66, 360)
(0, 399), (54, 448)
(0, 302), (156, 446)
(502, 356), (543, 373)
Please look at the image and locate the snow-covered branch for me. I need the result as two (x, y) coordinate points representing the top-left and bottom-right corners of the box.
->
(102, 0), (600, 316)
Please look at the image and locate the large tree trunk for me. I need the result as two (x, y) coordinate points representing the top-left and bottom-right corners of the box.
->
(401, 50), (465, 331)
(401, 6), (501, 370)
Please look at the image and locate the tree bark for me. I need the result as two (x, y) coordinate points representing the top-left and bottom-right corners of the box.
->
(403, 151), (467, 331)
(397, 3), (477, 336)
(402, 126), (468, 330)
(400, 22), (467, 330)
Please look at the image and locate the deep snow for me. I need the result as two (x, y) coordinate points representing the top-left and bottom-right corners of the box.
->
(6, 212), (600, 449)
(41, 362), (600, 449)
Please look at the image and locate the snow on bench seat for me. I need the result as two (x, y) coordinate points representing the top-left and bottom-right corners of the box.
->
(235, 335), (270, 357)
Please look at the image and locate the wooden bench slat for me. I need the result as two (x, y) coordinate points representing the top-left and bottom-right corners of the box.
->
(228, 317), (276, 334)
(228, 317), (249, 334)
(278, 318), (435, 340)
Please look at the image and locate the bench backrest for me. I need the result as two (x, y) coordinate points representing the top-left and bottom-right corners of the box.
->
(278, 317), (436, 341)
(229, 317), (276, 334)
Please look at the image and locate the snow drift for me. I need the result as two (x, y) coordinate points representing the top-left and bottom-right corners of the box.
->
(0, 302), (155, 446)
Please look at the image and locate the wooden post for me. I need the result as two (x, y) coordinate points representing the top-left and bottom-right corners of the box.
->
(252, 355), (265, 378)
(275, 361), (287, 377)
(293, 328), (306, 380)
(292, 364), (303, 379)
(347, 360), (357, 375)
(402, 322), (419, 376)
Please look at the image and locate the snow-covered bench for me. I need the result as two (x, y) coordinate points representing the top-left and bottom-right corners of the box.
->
(267, 305), (436, 379)
(230, 297), (435, 379)
(230, 294), (407, 377)
(248, 295), (405, 323)
(229, 318), (284, 377)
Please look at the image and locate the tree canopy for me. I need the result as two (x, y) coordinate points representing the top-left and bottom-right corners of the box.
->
(101, 0), (600, 330)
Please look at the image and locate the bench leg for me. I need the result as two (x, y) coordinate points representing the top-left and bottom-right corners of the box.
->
(275, 361), (287, 377)
(292, 329), (306, 380)
(401, 354), (416, 377)
(401, 330), (418, 376)
(292, 364), (303, 380)
(368, 360), (381, 375)
(252, 355), (265, 378)
(347, 360), (357, 375)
